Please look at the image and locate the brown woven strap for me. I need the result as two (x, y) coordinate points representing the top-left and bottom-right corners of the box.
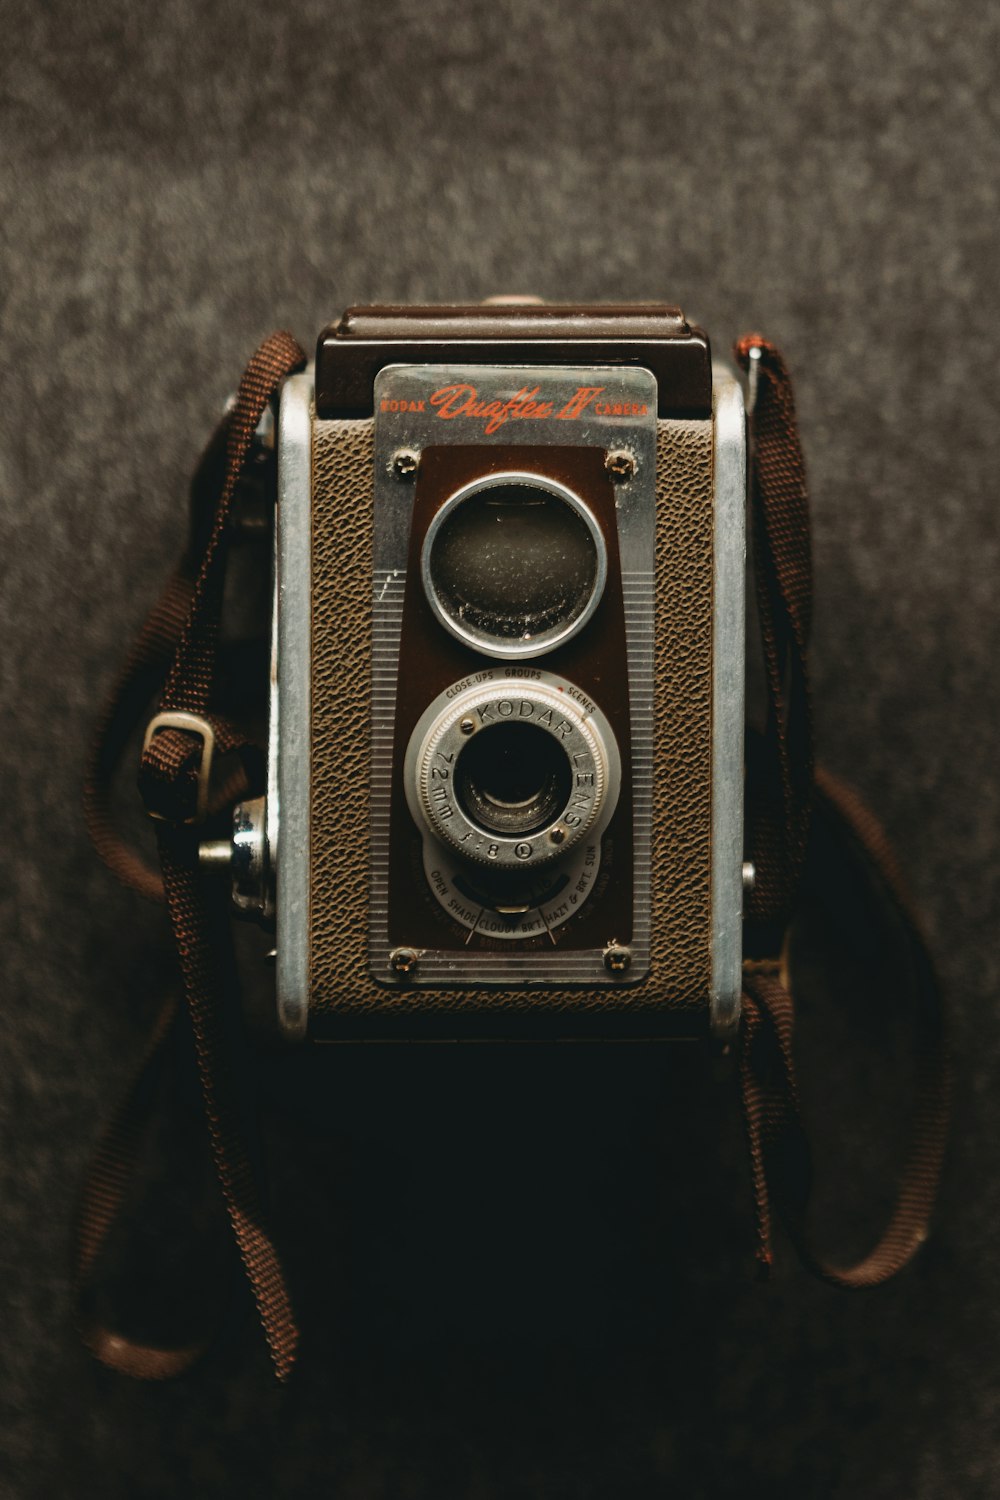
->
(83, 418), (239, 901)
(736, 336), (814, 955)
(739, 770), (950, 1283)
(78, 331), (306, 1381)
(72, 995), (210, 1378)
(82, 570), (191, 903)
(734, 334), (949, 1282)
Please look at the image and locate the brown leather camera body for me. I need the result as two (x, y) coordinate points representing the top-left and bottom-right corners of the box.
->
(284, 304), (746, 1042)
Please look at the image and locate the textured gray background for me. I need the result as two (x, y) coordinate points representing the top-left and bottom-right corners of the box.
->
(2, 1), (999, 1496)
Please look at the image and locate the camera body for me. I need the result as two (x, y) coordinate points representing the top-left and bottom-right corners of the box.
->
(251, 304), (745, 1042)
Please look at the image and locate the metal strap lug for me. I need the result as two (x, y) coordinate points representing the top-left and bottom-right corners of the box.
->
(141, 710), (216, 825)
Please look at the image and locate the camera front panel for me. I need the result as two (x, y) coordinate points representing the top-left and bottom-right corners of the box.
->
(274, 314), (745, 1040)
(370, 363), (656, 988)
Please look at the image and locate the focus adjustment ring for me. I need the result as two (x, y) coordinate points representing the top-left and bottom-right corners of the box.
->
(413, 678), (612, 869)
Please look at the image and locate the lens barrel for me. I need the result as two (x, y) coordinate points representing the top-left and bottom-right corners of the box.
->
(409, 676), (617, 870)
(454, 720), (574, 838)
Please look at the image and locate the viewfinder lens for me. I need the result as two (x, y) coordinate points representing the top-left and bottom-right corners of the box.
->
(422, 474), (606, 657)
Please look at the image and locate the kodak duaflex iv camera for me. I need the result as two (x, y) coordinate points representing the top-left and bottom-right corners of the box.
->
(244, 303), (746, 1043)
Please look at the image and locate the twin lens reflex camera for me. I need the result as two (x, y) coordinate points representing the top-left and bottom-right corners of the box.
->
(220, 302), (747, 1044)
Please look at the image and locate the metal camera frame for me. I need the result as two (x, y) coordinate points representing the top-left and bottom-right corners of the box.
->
(269, 360), (746, 1039)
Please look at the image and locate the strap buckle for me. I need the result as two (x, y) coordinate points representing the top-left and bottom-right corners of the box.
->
(141, 711), (216, 825)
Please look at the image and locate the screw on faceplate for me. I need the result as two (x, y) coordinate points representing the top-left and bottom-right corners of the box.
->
(603, 943), (632, 974)
(459, 717), (476, 735)
(390, 946), (419, 976)
(548, 825), (567, 846)
(391, 448), (420, 480)
(605, 450), (635, 481)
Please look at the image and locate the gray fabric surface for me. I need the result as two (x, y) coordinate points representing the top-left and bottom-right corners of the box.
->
(2, 0), (998, 1494)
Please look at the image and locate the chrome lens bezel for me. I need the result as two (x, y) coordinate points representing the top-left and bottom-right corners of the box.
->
(408, 675), (617, 871)
(420, 470), (608, 660)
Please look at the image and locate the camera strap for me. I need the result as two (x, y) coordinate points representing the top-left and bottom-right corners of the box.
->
(77, 331), (948, 1383)
(79, 332), (307, 1380)
(733, 336), (949, 1282)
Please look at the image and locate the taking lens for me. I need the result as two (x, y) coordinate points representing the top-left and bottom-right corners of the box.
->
(454, 721), (573, 837)
(422, 472), (606, 657)
(407, 671), (619, 870)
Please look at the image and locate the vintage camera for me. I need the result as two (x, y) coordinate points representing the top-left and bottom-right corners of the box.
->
(231, 303), (746, 1043)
